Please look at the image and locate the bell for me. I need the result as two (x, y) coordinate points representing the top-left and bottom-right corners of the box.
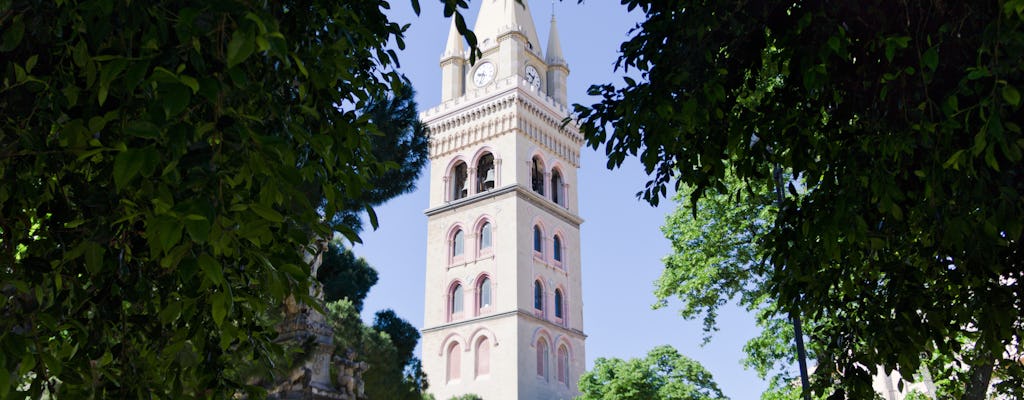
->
(483, 169), (496, 190)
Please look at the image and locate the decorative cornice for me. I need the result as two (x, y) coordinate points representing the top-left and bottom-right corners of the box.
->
(424, 184), (583, 227)
(421, 76), (583, 166)
(422, 309), (587, 340)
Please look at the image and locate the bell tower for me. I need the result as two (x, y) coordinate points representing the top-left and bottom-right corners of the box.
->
(419, 1), (586, 399)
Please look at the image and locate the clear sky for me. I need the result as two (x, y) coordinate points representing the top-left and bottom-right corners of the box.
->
(354, 1), (771, 398)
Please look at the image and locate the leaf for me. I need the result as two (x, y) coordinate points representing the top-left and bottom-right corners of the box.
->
(226, 29), (255, 68)
(113, 148), (145, 190)
(198, 253), (225, 286)
(161, 83), (191, 116)
(922, 47), (938, 72)
(84, 242), (104, 275)
(184, 217), (211, 243)
(0, 17), (24, 51)
(1002, 85), (1021, 106)
(159, 300), (182, 324)
(210, 291), (229, 327)
(125, 120), (161, 138)
(250, 203), (283, 223)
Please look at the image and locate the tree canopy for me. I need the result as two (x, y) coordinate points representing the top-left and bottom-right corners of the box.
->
(576, 1), (1023, 399)
(0, 0), (477, 397)
(577, 345), (727, 400)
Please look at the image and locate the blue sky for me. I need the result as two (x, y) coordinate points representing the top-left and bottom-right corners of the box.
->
(354, 1), (771, 398)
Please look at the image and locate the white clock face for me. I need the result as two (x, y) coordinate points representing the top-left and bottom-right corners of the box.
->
(473, 62), (496, 87)
(525, 65), (541, 90)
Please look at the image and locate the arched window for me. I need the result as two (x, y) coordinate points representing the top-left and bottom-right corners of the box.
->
(552, 234), (562, 262)
(451, 161), (468, 200)
(533, 280), (544, 311)
(475, 337), (491, 378)
(533, 225), (543, 253)
(447, 342), (462, 383)
(557, 345), (569, 384)
(551, 169), (563, 205)
(536, 338), (549, 380)
(554, 288), (564, 319)
(478, 277), (492, 310)
(479, 222), (492, 250)
(450, 283), (464, 316)
(531, 156), (545, 195)
(452, 229), (464, 258)
(476, 153), (496, 193)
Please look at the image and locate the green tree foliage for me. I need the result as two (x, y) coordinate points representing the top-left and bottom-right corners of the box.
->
(0, 0), (478, 397)
(576, 1), (1024, 398)
(332, 83), (430, 232)
(577, 345), (727, 400)
(317, 243), (379, 309)
(447, 394), (483, 400)
(326, 300), (427, 400)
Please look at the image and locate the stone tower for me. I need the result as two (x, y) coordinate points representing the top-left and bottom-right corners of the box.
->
(420, 1), (585, 399)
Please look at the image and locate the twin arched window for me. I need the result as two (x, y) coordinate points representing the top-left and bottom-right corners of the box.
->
(554, 288), (564, 319)
(449, 152), (498, 202)
(476, 337), (491, 378)
(534, 280), (544, 311)
(477, 153), (495, 193)
(447, 342), (462, 382)
(479, 222), (492, 250)
(533, 225), (543, 253)
(552, 234), (562, 262)
(536, 337), (550, 380)
(452, 229), (465, 258)
(450, 283), (464, 317)
(531, 156), (545, 195)
(478, 277), (492, 309)
(451, 161), (468, 200)
(557, 345), (569, 384)
(551, 169), (563, 206)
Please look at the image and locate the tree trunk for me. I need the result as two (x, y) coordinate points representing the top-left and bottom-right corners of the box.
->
(961, 351), (994, 400)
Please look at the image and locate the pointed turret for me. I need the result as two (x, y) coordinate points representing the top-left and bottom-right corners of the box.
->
(473, 0), (542, 52)
(545, 14), (566, 67)
(442, 18), (464, 59)
(440, 18), (467, 101)
(546, 13), (569, 105)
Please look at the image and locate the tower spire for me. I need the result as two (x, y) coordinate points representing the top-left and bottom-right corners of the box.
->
(442, 18), (464, 59)
(545, 12), (565, 67)
(473, 0), (541, 51)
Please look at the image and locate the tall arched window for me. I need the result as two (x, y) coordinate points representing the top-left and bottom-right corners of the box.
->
(475, 337), (491, 378)
(552, 234), (562, 262)
(551, 169), (563, 205)
(447, 342), (462, 383)
(531, 156), (545, 195)
(452, 229), (464, 258)
(554, 288), (564, 319)
(533, 225), (543, 254)
(450, 283), (464, 317)
(536, 338), (549, 380)
(533, 280), (544, 311)
(479, 222), (492, 250)
(476, 153), (495, 193)
(451, 161), (468, 200)
(478, 277), (492, 310)
(557, 345), (569, 384)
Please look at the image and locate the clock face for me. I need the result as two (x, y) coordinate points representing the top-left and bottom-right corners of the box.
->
(473, 62), (496, 87)
(525, 65), (541, 90)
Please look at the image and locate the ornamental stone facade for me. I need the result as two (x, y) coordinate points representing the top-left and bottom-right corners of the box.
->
(420, 1), (586, 399)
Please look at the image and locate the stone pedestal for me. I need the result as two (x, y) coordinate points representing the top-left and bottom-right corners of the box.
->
(267, 242), (368, 400)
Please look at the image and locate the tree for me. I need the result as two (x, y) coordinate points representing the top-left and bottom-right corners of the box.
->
(0, 0), (479, 397)
(318, 243), (379, 309)
(577, 345), (727, 400)
(326, 301), (427, 400)
(576, 1), (1023, 398)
